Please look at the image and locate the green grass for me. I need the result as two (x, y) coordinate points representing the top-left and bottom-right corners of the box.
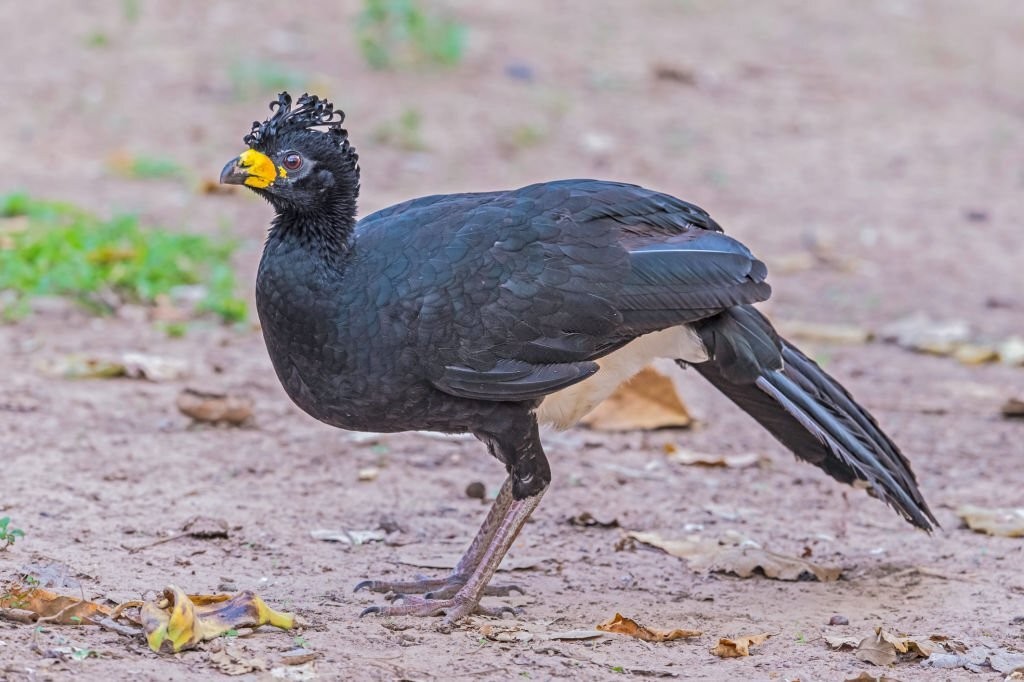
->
(0, 193), (246, 323)
(0, 517), (25, 550)
(371, 108), (427, 151)
(108, 153), (186, 180)
(228, 60), (308, 100)
(356, 0), (466, 70)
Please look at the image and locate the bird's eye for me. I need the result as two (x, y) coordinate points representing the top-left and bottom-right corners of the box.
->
(282, 153), (303, 171)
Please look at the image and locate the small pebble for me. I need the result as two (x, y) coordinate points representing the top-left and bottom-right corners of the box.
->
(465, 481), (486, 499)
(828, 615), (849, 626)
(1011, 615), (1024, 625)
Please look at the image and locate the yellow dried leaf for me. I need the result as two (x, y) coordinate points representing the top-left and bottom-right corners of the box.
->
(596, 612), (701, 642)
(667, 449), (764, 468)
(0, 584), (110, 624)
(141, 585), (295, 654)
(581, 367), (692, 431)
(694, 546), (842, 582)
(956, 505), (1024, 537)
(710, 633), (770, 657)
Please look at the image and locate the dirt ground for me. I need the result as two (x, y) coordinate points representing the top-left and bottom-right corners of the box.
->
(1, 1), (1023, 680)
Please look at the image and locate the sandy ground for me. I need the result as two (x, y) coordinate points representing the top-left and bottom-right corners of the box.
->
(1, 1), (1023, 679)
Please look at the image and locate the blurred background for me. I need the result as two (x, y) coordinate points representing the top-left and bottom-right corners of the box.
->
(2, 0), (1021, 331)
(0, 1), (1022, 679)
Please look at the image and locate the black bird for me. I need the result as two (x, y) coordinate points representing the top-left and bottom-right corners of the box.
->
(221, 93), (935, 624)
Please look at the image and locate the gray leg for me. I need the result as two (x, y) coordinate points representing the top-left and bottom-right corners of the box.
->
(354, 478), (524, 599)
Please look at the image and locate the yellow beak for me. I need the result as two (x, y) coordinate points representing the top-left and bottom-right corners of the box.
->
(219, 149), (278, 189)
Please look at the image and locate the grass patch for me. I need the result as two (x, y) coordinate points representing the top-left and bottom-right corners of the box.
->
(371, 108), (427, 151)
(0, 517), (25, 550)
(228, 60), (308, 101)
(0, 193), (246, 323)
(108, 153), (186, 180)
(356, 0), (466, 70)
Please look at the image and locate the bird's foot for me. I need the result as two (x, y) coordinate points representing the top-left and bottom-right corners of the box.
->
(354, 573), (524, 600)
(360, 593), (517, 625)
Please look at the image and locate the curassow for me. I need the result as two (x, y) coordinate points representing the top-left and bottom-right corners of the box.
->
(220, 93), (935, 624)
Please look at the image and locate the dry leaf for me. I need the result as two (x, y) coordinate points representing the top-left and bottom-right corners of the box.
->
(209, 646), (267, 675)
(667, 449), (764, 469)
(139, 585), (295, 653)
(696, 546), (842, 582)
(854, 634), (897, 666)
(626, 531), (719, 559)
(778, 321), (873, 345)
(42, 355), (127, 379)
(568, 512), (619, 528)
(999, 337), (1024, 366)
(1001, 398), (1024, 419)
(710, 633), (770, 657)
(596, 612), (701, 642)
(121, 353), (190, 381)
(956, 505), (1024, 537)
(309, 529), (385, 545)
(952, 343), (998, 365)
(177, 388), (253, 425)
(879, 313), (971, 356)
(825, 635), (861, 650)
(0, 583), (110, 624)
(581, 367), (692, 431)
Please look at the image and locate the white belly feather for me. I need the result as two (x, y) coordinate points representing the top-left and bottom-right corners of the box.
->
(536, 326), (708, 430)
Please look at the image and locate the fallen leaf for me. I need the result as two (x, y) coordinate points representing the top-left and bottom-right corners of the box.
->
(879, 313), (971, 356)
(627, 530), (720, 559)
(956, 505), (1024, 537)
(0, 583), (110, 624)
(568, 512), (619, 528)
(844, 673), (903, 682)
(710, 633), (770, 657)
(182, 516), (230, 539)
(209, 646), (267, 675)
(480, 624), (534, 643)
(778, 320), (873, 345)
(280, 649), (322, 666)
(596, 612), (701, 642)
(651, 63), (697, 85)
(999, 336), (1024, 366)
(42, 355), (127, 379)
(309, 529), (385, 545)
(667, 449), (764, 469)
(121, 353), (190, 381)
(177, 388), (253, 425)
(138, 585), (295, 653)
(825, 635), (861, 650)
(357, 467), (379, 482)
(581, 367), (692, 431)
(854, 633), (897, 666)
(693, 546), (842, 582)
(1001, 398), (1024, 419)
(952, 343), (998, 365)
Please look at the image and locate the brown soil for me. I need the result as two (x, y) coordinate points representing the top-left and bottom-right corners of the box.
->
(1, 1), (1022, 680)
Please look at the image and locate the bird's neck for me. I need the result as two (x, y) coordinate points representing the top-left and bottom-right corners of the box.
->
(268, 194), (358, 265)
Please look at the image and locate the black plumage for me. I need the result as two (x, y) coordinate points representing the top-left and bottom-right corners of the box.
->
(221, 93), (935, 623)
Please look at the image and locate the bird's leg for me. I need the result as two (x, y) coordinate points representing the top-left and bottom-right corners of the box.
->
(360, 414), (550, 624)
(354, 478), (524, 599)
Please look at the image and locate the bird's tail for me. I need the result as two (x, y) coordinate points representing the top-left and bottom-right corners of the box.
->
(686, 306), (936, 531)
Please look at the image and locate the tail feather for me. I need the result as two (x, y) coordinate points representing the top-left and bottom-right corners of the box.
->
(689, 307), (936, 531)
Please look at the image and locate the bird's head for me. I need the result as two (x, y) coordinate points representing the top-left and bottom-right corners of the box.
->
(220, 92), (359, 214)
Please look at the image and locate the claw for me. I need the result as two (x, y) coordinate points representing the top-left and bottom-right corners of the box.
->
(353, 580), (375, 593)
(360, 606), (383, 618)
